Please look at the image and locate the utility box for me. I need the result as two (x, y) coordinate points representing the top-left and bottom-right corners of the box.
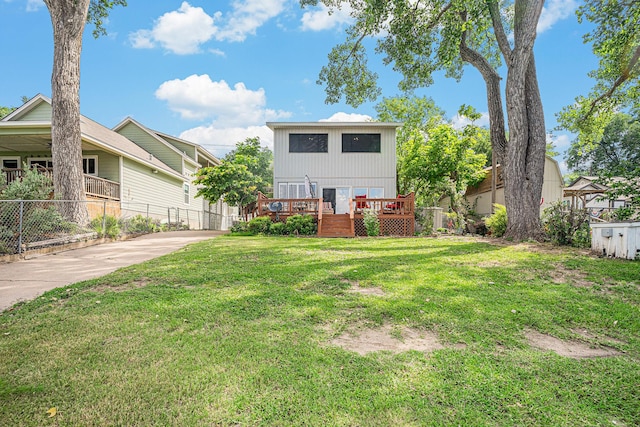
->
(591, 222), (640, 260)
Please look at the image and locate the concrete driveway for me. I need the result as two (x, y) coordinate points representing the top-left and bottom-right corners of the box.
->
(0, 230), (226, 311)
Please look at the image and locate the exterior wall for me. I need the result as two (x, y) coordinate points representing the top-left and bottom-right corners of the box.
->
(116, 122), (183, 172)
(162, 135), (197, 161)
(441, 157), (564, 216)
(273, 125), (397, 199)
(17, 102), (52, 121)
(82, 150), (120, 182)
(121, 157), (185, 217)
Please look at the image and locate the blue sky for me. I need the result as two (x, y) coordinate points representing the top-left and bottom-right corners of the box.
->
(0, 0), (597, 172)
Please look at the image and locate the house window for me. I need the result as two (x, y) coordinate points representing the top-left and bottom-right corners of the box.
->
(342, 133), (381, 153)
(354, 188), (368, 198)
(184, 183), (190, 204)
(369, 188), (384, 199)
(289, 134), (328, 153)
(28, 157), (98, 174)
(83, 156), (98, 175)
(279, 182), (317, 198)
(1, 157), (20, 169)
(27, 158), (53, 170)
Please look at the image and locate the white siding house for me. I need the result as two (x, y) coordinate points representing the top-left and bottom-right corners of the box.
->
(268, 122), (400, 215)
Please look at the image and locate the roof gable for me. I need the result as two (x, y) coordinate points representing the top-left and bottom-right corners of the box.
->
(1, 94), (52, 122)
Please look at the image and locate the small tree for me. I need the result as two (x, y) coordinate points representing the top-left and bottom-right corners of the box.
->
(194, 162), (257, 217)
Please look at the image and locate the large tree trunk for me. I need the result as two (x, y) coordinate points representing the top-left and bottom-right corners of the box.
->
(502, 0), (545, 241)
(44, 0), (91, 225)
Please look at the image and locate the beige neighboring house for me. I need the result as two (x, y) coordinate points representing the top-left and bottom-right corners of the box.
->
(0, 94), (236, 230)
(440, 155), (564, 216)
(563, 176), (629, 216)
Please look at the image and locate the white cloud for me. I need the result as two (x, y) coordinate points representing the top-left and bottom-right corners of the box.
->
(216, 0), (287, 42)
(301, 3), (353, 31)
(537, 0), (577, 34)
(180, 125), (274, 158)
(129, 2), (218, 54)
(130, 0), (287, 53)
(320, 112), (372, 122)
(155, 74), (291, 126)
(157, 74), (289, 157)
(450, 112), (490, 129)
(26, 0), (43, 12)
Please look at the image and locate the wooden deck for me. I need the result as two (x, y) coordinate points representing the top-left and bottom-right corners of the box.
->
(256, 192), (415, 237)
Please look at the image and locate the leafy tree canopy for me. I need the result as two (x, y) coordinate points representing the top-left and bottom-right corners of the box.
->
(557, 0), (640, 146)
(376, 96), (486, 208)
(194, 137), (273, 209)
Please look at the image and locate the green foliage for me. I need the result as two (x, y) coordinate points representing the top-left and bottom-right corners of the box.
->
(247, 216), (272, 235)
(485, 204), (507, 237)
(122, 214), (163, 234)
(0, 165), (53, 200)
(87, 0), (128, 38)
(362, 209), (380, 236)
(90, 215), (120, 239)
(285, 214), (316, 235)
(375, 97), (487, 208)
(268, 221), (286, 236)
(21, 206), (75, 240)
(0, 105), (16, 119)
(542, 202), (591, 248)
(557, 1), (640, 146)
(230, 221), (249, 233)
(194, 138), (273, 211)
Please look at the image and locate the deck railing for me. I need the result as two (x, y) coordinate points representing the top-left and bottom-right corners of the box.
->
(1, 168), (120, 200)
(256, 192), (322, 217)
(350, 193), (415, 216)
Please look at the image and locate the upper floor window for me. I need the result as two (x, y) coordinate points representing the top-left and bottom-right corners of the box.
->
(289, 134), (328, 153)
(342, 133), (381, 153)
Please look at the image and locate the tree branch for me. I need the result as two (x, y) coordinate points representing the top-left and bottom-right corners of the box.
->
(486, 0), (512, 66)
(582, 44), (640, 120)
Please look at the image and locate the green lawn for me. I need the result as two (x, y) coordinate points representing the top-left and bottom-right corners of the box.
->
(1, 236), (639, 426)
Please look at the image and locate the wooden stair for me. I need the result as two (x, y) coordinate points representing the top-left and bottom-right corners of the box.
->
(318, 214), (354, 237)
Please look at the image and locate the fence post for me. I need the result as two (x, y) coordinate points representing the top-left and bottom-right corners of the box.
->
(167, 208), (171, 230)
(17, 200), (24, 255)
(146, 204), (150, 232)
(101, 201), (107, 236)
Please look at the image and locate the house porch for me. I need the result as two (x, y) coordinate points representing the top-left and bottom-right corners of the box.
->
(255, 192), (415, 237)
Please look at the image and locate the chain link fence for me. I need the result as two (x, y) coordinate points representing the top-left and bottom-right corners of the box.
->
(0, 200), (229, 256)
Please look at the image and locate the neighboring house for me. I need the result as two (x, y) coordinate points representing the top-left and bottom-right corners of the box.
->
(440, 155), (564, 216)
(563, 176), (629, 216)
(268, 121), (400, 215)
(0, 94), (235, 230)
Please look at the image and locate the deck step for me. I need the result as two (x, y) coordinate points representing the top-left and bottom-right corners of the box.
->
(318, 214), (354, 237)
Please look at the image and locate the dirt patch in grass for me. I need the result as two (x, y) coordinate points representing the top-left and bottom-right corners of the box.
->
(525, 330), (621, 359)
(91, 278), (152, 294)
(571, 328), (626, 345)
(343, 280), (386, 296)
(330, 324), (465, 355)
(549, 264), (594, 287)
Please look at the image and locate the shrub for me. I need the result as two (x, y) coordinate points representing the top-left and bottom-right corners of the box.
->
(285, 214), (316, 235)
(542, 201), (591, 247)
(269, 221), (287, 235)
(230, 221), (249, 233)
(0, 165), (53, 200)
(21, 206), (75, 241)
(485, 204), (507, 237)
(362, 209), (380, 236)
(90, 215), (121, 238)
(122, 214), (157, 234)
(247, 216), (272, 234)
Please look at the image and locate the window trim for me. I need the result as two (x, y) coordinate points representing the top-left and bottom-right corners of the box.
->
(0, 156), (21, 169)
(341, 133), (381, 153)
(183, 183), (190, 205)
(288, 133), (329, 153)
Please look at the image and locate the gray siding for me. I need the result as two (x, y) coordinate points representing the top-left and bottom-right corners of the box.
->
(273, 125), (397, 198)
